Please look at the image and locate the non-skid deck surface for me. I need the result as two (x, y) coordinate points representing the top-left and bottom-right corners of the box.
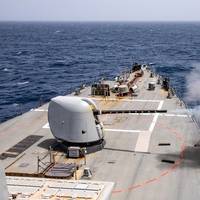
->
(0, 69), (200, 199)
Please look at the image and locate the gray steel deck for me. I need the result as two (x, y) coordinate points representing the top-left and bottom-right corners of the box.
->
(1, 69), (200, 199)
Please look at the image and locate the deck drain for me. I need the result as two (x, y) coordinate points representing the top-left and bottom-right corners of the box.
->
(107, 161), (116, 164)
(158, 143), (171, 146)
(161, 159), (175, 164)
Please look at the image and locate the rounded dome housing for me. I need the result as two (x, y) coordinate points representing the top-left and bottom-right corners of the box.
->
(48, 96), (104, 145)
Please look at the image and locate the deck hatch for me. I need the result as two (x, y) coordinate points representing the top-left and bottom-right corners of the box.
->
(0, 135), (43, 160)
(45, 163), (76, 178)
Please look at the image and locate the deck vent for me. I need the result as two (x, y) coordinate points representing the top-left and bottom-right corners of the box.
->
(0, 135), (43, 160)
(158, 143), (171, 146)
(107, 160), (116, 164)
(161, 159), (175, 164)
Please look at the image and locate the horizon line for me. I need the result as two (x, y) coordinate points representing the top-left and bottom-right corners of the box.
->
(0, 20), (200, 23)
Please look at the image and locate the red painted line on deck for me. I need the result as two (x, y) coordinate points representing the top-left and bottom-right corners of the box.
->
(128, 184), (142, 190)
(144, 178), (158, 184)
(160, 170), (170, 177)
(112, 190), (123, 194)
(112, 122), (186, 195)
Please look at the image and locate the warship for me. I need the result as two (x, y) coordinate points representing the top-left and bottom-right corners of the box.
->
(0, 63), (200, 200)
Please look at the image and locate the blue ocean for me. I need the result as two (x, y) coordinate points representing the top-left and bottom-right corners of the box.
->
(0, 22), (200, 122)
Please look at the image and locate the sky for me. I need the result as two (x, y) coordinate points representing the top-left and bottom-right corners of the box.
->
(0, 0), (200, 22)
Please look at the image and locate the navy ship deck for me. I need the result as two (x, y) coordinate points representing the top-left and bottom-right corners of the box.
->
(1, 68), (200, 199)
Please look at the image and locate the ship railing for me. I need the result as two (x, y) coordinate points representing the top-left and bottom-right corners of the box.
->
(37, 147), (54, 174)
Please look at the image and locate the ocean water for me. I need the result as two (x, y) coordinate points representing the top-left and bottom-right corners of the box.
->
(0, 22), (200, 122)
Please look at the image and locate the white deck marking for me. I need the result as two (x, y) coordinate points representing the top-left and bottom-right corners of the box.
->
(42, 123), (142, 133)
(129, 113), (189, 117)
(148, 100), (164, 132)
(91, 98), (161, 103)
(135, 100), (164, 153)
(42, 111), (188, 132)
(104, 129), (142, 133)
(42, 123), (49, 129)
(164, 114), (189, 117)
(32, 109), (48, 112)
